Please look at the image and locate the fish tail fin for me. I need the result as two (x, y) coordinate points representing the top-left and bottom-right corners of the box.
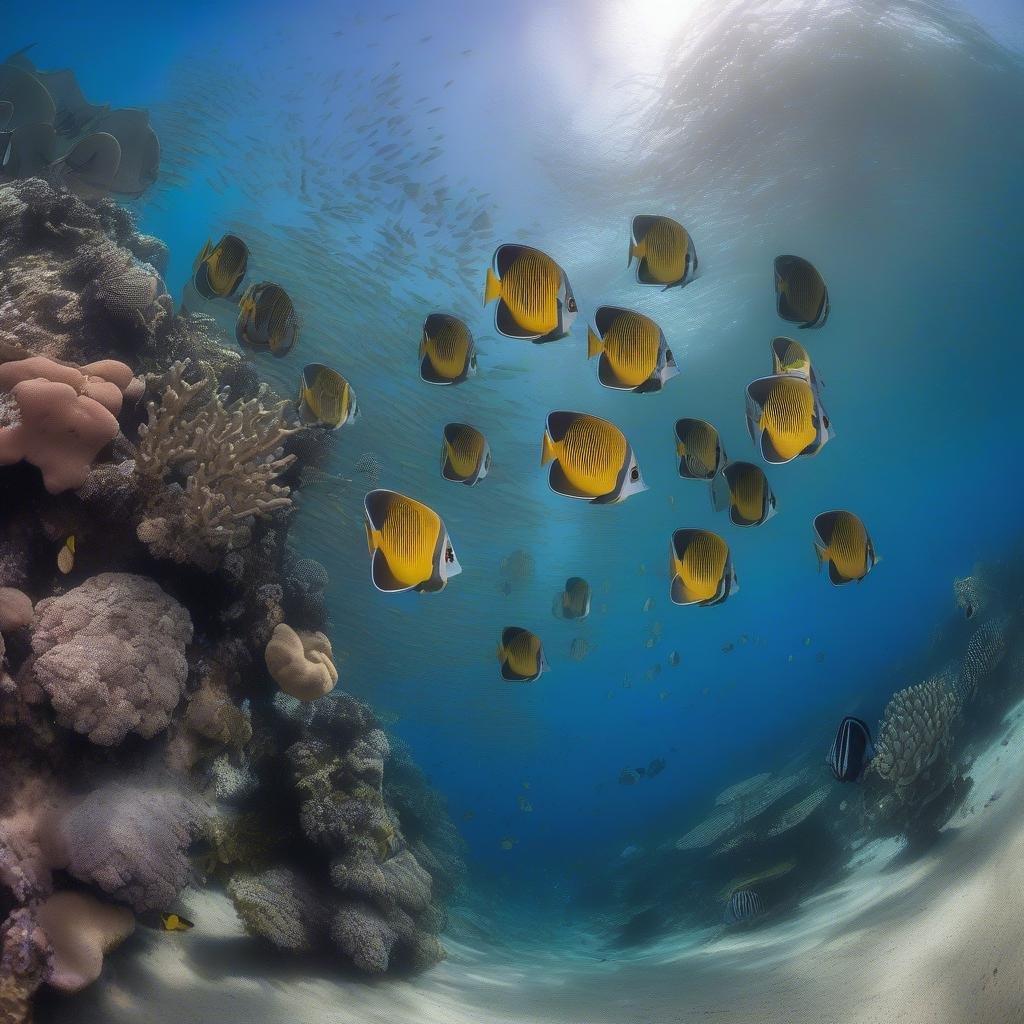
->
(365, 521), (382, 555)
(586, 326), (604, 359)
(484, 266), (502, 305)
(628, 239), (642, 265)
(192, 239), (212, 273)
(540, 431), (557, 466)
(814, 542), (826, 573)
(418, 332), (427, 359)
(495, 644), (504, 663)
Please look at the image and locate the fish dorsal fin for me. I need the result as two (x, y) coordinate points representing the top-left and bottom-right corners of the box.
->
(494, 243), (528, 277)
(813, 510), (842, 548)
(363, 488), (395, 532)
(593, 305), (624, 336)
(545, 411), (583, 444)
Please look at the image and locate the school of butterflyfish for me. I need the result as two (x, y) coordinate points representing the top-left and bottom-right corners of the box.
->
(194, 213), (877, 681)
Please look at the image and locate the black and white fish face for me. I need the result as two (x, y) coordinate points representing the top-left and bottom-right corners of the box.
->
(613, 450), (648, 504)
(441, 532), (462, 581)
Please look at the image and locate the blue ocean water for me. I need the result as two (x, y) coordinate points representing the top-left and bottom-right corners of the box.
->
(11, 0), (1024, 960)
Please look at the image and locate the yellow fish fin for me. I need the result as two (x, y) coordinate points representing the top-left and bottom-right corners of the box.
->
(192, 239), (212, 273)
(418, 332), (428, 359)
(483, 266), (502, 305)
(496, 643), (505, 662)
(814, 542), (826, 572)
(67, 535), (76, 553)
(675, 440), (686, 457)
(586, 326), (604, 359)
(776, 272), (787, 295)
(540, 431), (558, 466)
(365, 522), (382, 555)
(628, 239), (643, 264)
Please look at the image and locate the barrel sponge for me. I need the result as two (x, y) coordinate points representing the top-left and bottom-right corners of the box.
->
(31, 573), (193, 745)
(0, 355), (134, 493)
(49, 780), (205, 913)
(35, 891), (134, 994)
(265, 623), (338, 702)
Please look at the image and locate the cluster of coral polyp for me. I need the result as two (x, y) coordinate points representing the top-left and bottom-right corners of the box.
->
(0, 178), (462, 1020)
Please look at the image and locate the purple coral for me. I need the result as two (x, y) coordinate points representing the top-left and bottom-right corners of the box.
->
(49, 779), (205, 913)
(31, 573), (192, 745)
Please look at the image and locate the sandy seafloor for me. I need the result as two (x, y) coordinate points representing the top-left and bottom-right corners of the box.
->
(36, 697), (1024, 1024)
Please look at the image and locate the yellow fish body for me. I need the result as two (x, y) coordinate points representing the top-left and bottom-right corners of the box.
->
(236, 282), (299, 357)
(497, 626), (548, 682)
(541, 411), (646, 505)
(298, 363), (358, 429)
(711, 461), (777, 528)
(193, 233), (248, 300)
(160, 913), (194, 932)
(669, 529), (738, 607)
(440, 422), (490, 485)
(363, 489), (461, 593)
(628, 215), (697, 288)
(419, 313), (477, 385)
(553, 576), (591, 620)
(813, 510), (878, 585)
(745, 375), (833, 464)
(587, 307), (678, 392)
(673, 418), (726, 480)
(774, 255), (829, 328)
(484, 244), (577, 343)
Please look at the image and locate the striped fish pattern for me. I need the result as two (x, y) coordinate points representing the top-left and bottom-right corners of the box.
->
(628, 214), (697, 288)
(669, 529), (738, 606)
(236, 282), (299, 356)
(420, 312), (476, 384)
(725, 889), (764, 925)
(813, 510), (877, 585)
(674, 418), (725, 480)
(541, 411), (646, 504)
(711, 461), (776, 528)
(484, 244), (576, 343)
(829, 716), (873, 782)
(193, 233), (248, 299)
(556, 577), (591, 620)
(440, 422), (490, 485)
(363, 489), (461, 593)
(298, 363), (358, 429)
(745, 374), (832, 464)
(771, 336), (825, 393)
(774, 254), (829, 328)
(587, 306), (678, 392)
(498, 626), (547, 682)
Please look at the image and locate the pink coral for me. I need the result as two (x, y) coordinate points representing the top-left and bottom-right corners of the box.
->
(0, 355), (134, 493)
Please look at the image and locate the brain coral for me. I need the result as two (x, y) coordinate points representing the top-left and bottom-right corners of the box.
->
(31, 573), (193, 745)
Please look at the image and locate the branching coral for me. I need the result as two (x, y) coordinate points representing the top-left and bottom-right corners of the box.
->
(31, 573), (193, 745)
(135, 359), (299, 570)
(871, 678), (958, 798)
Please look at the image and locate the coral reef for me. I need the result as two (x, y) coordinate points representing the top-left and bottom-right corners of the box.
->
(0, 167), (461, 1018)
(135, 359), (298, 571)
(265, 623), (338, 701)
(30, 573), (193, 745)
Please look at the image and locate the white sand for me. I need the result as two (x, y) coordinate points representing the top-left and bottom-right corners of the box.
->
(39, 698), (1024, 1024)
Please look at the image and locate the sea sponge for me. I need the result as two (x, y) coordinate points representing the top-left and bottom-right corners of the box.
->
(0, 588), (32, 632)
(227, 867), (327, 952)
(872, 678), (958, 795)
(35, 892), (134, 994)
(0, 775), (66, 902)
(265, 624), (338, 702)
(31, 573), (193, 745)
(49, 780), (205, 913)
(0, 355), (135, 493)
(330, 901), (444, 975)
(0, 905), (52, 1024)
(329, 848), (432, 915)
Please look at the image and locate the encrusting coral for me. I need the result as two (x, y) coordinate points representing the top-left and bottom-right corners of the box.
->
(135, 359), (299, 571)
(265, 623), (338, 701)
(30, 573), (193, 745)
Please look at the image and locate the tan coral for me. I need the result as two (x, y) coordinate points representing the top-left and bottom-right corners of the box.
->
(0, 588), (32, 632)
(135, 360), (298, 569)
(0, 356), (135, 493)
(36, 891), (134, 994)
(265, 624), (338, 702)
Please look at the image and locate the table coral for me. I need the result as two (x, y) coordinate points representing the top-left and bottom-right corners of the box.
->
(31, 573), (193, 745)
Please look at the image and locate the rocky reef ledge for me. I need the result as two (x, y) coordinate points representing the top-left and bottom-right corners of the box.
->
(0, 179), (464, 1023)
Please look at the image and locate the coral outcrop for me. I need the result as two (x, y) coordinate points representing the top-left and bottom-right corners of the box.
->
(958, 614), (1010, 704)
(265, 623), (338, 701)
(226, 868), (327, 952)
(31, 573), (193, 745)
